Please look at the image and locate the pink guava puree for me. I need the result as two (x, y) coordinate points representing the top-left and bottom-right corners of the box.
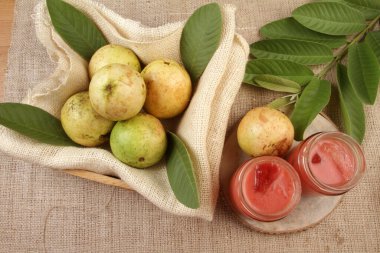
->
(308, 139), (355, 186)
(241, 162), (295, 215)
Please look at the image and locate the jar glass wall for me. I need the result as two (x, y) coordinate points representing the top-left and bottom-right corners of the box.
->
(287, 132), (365, 195)
(229, 156), (302, 222)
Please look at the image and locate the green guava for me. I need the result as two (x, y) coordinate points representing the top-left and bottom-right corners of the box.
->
(110, 113), (167, 168)
(61, 91), (115, 147)
(89, 44), (141, 78)
(89, 63), (146, 121)
(141, 59), (192, 119)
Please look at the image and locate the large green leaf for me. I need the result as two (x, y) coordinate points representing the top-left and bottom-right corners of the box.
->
(166, 132), (199, 209)
(250, 39), (333, 65)
(317, 0), (345, 2)
(245, 59), (314, 85)
(180, 3), (222, 81)
(47, 0), (108, 60)
(366, 31), (380, 63)
(252, 75), (301, 93)
(345, 0), (380, 8)
(292, 2), (366, 35)
(347, 43), (380, 105)
(343, 0), (380, 19)
(260, 17), (347, 48)
(337, 64), (365, 143)
(318, 0), (380, 19)
(243, 73), (256, 85)
(290, 78), (331, 140)
(0, 103), (77, 146)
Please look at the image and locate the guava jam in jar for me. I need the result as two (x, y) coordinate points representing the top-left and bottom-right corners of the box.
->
(229, 156), (302, 222)
(287, 132), (365, 195)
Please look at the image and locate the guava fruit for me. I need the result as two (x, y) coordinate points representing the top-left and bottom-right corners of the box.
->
(89, 63), (146, 121)
(89, 44), (141, 78)
(141, 59), (192, 119)
(237, 107), (294, 157)
(61, 91), (115, 147)
(110, 113), (167, 168)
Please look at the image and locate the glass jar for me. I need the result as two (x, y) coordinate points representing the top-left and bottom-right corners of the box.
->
(287, 132), (366, 195)
(229, 156), (302, 222)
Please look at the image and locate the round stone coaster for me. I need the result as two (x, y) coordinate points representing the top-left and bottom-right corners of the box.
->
(220, 114), (343, 234)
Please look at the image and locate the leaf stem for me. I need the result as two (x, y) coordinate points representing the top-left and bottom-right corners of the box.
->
(317, 15), (380, 79)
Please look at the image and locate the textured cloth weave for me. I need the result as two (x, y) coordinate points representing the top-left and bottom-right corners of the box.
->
(0, 0), (249, 221)
(0, 0), (379, 252)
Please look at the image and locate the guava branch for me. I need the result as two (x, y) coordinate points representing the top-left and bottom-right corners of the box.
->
(317, 14), (380, 80)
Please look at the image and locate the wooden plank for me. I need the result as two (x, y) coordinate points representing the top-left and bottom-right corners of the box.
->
(0, 0), (15, 101)
(0, 1), (14, 21)
(64, 169), (133, 190)
(0, 21), (13, 47)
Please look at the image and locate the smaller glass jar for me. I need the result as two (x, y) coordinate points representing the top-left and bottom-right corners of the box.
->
(229, 156), (302, 222)
(287, 132), (365, 195)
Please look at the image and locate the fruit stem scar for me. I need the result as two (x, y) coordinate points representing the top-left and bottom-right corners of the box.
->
(105, 83), (113, 93)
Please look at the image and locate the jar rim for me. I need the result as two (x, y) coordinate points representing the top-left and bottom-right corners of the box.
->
(300, 131), (366, 194)
(236, 156), (302, 221)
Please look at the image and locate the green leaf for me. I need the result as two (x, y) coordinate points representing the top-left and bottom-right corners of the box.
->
(292, 2), (366, 35)
(243, 73), (257, 85)
(260, 17), (347, 48)
(180, 3), (222, 81)
(250, 39), (333, 65)
(252, 75), (301, 93)
(322, 0), (380, 19)
(321, 0), (380, 19)
(356, 0), (380, 8)
(166, 132), (199, 209)
(343, 0), (380, 19)
(347, 42), (380, 104)
(290, 78), (331, 140)
(267, 96), (294, 109)
(344, 0), (380, 9)
(245, 59), (314, 85)
(337, 64), (365, 143)
(366, 31), (380, 63)
(317, 0), (345, 2)
(47, 0), (108, 60)
(0, 103), (77, 146)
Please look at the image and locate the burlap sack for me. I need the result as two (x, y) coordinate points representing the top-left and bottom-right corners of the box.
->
(0, 0), (249, 221)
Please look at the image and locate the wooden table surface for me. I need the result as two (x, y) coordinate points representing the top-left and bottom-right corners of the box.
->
(0, 0), (15, 101)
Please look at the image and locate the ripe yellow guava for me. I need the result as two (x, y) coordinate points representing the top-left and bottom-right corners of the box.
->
(141, 59), (192, 119)
(237, 107), (294, 157)
(89, 63), (146, 121)
(88, 44), (141, 78)
(61, 91), (115, 147)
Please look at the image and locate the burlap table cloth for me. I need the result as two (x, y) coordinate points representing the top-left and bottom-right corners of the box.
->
(0, 0), (249, 222)
(1, 0), (379, 252)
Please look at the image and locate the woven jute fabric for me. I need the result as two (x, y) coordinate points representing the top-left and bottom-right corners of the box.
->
(1, 0), (379, 252)
(0, 0), (249, 221)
